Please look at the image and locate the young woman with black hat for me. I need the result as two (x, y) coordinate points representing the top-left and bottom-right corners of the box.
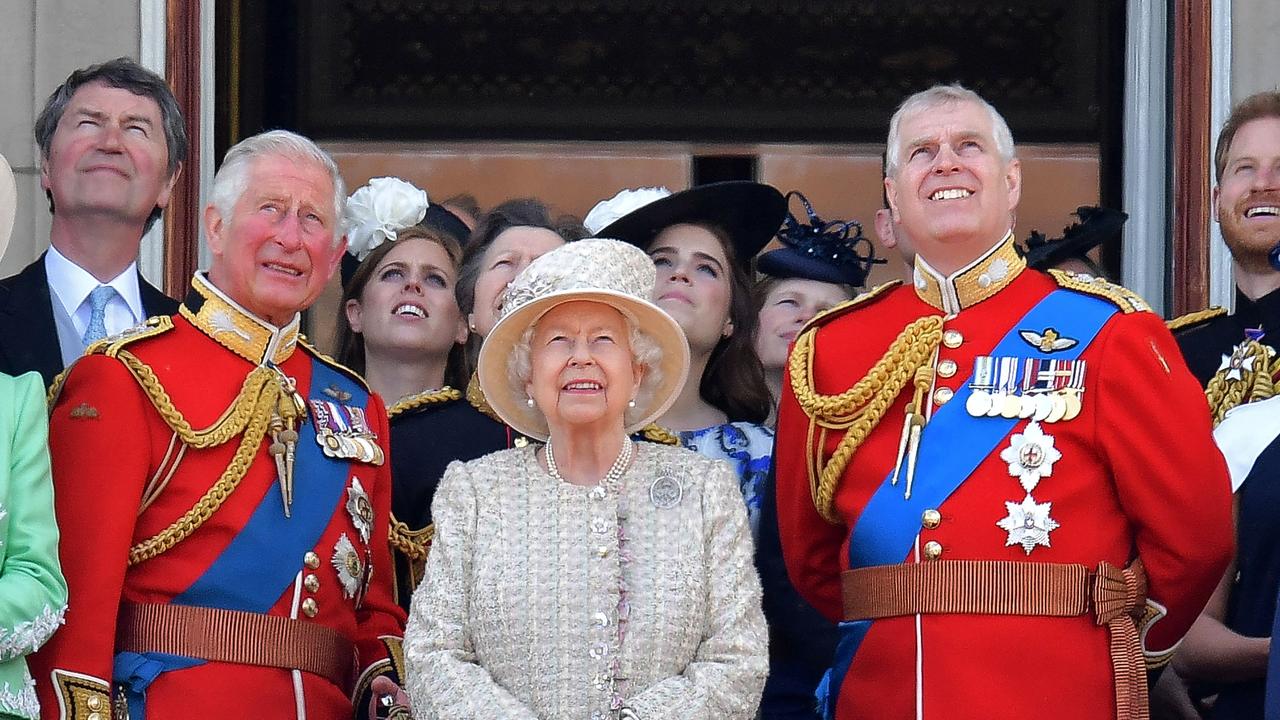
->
(585, 182), (785, 534)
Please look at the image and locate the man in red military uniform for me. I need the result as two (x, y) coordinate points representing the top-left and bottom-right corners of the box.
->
(30, 130), (406, 719)
(773, 85), (1234, 719)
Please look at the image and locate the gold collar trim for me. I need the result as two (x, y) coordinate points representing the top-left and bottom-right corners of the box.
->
(387, 386), (462, 419)
(466, 373), (505, 424)
(912, 231), (1025, 314)
(182, 274), (300, 366)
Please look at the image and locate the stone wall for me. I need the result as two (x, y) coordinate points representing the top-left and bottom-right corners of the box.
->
(1232, 1), (1280, 101)
(0, 1), (140, 276)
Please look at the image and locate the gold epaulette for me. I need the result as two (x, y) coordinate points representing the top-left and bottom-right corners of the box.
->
(387, 387), (462, 419)
(389, 515), (434, 596)
(52, 669), (112, 720)
(465, 372), (504, 424)
(1047, 269), (1152, 314)
(799, 280), (903, 336)
(637, 423), (680, 445)
(1204, 338), (1278, 427)
(297, 335), (372, 393)
(48, 315), (175, 406)
(1166, 306), (1227, 333)
(86, 314), (175, 358)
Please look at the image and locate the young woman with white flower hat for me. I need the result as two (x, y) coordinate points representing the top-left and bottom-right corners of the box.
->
(334, 177), (477, 609)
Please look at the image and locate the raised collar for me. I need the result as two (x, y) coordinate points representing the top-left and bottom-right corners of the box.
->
(180, 273), (300, 365)
(912, 230), (1025, 314)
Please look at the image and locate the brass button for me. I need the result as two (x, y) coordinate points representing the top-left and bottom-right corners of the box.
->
(923, 540), (944, 560)
(304, 552), (320, 569)
(933, 387), (954, 405)
(942, 329), (964, 348)
(304, 574), (320, 592)
(88, 714), (102, 720)
(302, 598), (318, 617)
(921, 509), (942, 529)
(87, 697), (103, 711)
(937, 359), (958, 378)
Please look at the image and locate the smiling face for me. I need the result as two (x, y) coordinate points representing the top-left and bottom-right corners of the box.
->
(1215, 117), (1280, 271)
(648, 223), (734, 355)
(346, 236), (467, 362)
(754, 278), (853, 370)
(526, 301), (642, 436)
(885, 99), (1021, 273)
(205, 153), (346, 325)
(41, 81), (177, 227)
(469, 226), (566, 337)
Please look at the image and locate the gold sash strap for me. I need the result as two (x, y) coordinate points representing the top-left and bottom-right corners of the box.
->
(841, 559), (1148, 720)
(117, 602), (354, 691)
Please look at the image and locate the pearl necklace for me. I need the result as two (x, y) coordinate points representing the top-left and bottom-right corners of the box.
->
(545, 437), (634, 488)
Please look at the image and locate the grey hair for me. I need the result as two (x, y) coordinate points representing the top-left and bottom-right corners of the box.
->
(508, 312), (665, 427)
(208, 130), (347, 248)
(884, 84), (1016, 178)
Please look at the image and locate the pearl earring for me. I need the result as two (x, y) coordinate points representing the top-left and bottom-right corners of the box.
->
(526, 397), (535, 408)
(628, 399), (636, 408)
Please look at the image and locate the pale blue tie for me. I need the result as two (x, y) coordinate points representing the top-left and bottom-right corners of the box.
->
(82, 285), (116, 344)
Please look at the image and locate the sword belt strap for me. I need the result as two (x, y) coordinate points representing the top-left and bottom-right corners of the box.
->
(841, 559), (1149, 720)
(117, 602), (354, 691)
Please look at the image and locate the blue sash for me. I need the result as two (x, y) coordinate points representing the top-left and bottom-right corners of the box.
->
(820, 289), (1117, 718)
(114, 358), (369, 717)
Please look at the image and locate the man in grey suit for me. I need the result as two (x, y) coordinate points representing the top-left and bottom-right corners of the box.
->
(0, 57), (184, 386)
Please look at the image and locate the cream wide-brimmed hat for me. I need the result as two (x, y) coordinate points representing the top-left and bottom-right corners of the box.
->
(477, 238), (690, 441)
(0, 153), (15, 263)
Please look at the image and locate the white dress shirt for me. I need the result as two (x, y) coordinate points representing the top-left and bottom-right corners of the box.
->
(45, 245), (145, 341)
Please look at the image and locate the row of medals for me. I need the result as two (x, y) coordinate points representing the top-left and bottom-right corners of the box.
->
(963, 357), (1084, 424)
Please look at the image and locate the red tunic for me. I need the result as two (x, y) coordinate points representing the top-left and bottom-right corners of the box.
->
(31, 281), (405, 720)
(774, 248), (1232, 720)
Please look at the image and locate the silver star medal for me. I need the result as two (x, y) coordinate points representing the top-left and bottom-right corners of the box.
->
(998, 421), (1062, 493)
(345, 477), (374, 545)
(996, 421), (1063, 554)
(331, 533), (364, 599)
(997, 495), (1061, 554)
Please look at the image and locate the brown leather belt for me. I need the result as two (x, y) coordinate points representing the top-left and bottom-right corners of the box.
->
(116, 602), (354, 690)
(841, 559), (1149, 720)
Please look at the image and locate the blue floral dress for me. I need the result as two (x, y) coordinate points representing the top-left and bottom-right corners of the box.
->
(677, 421), (774, 536)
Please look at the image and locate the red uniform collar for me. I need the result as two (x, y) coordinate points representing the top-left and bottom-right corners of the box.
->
(181, 273), (301, 366)
(912, 231), (1026, 315)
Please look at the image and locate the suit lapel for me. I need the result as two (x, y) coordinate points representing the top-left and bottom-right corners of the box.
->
(138, 273), (179, 318)
(0, 255), (67, 386)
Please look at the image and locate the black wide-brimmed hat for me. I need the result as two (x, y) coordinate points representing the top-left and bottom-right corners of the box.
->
(757, 192), (883, 287)
(1020, 206), (1128, 272)
(585, 181), (786, 264)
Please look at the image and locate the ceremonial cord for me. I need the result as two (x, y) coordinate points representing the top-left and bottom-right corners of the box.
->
(788, 316), (943, 523)
(116, 350), (296, 565)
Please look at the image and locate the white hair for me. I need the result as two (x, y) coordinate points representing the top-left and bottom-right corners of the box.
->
(508, 310), (664, 426)
(208, 129), (347, 248)
(884, 84), (1016, 178)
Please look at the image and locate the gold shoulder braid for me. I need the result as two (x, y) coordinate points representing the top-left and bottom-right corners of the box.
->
(788, 316), (944, 523)
(389, 515), (435, 591)
(387, 387), (462, 419)
(1205, 338), (1278, 427)
(799, 280), (902, 337)
(1047, 269), (1151, 314)
(466, 372), (504, 424)
(116, 350), (302, 565)
(1166, 306), (1226, 333)
(47, 315), (175, 407)
(637, 423), (680, 445)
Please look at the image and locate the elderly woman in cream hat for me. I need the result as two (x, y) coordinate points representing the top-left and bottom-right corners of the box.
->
(0, 155), (69, 719)
(403, 238), (768, 719)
